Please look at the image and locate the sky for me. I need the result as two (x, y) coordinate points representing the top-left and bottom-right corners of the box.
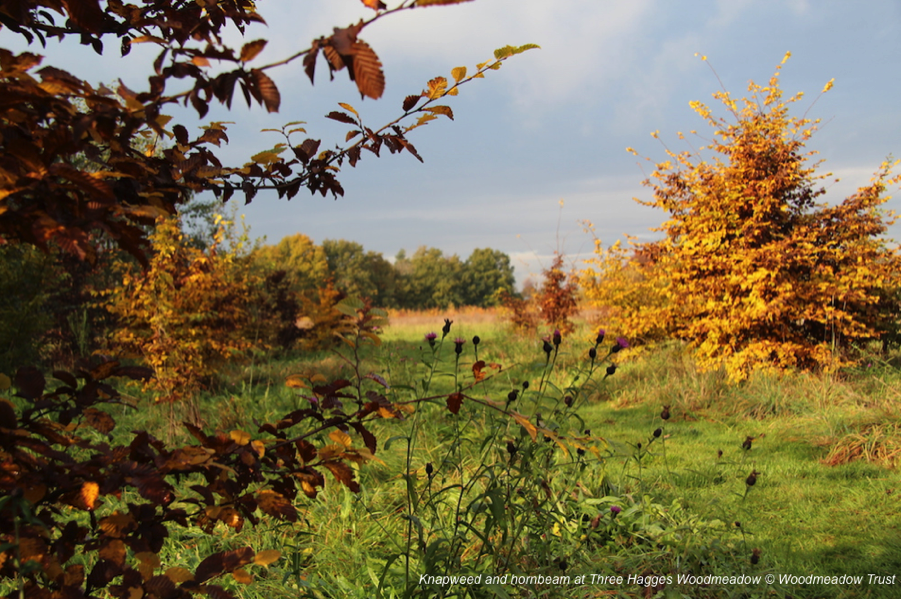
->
(5, 0), (901, 287)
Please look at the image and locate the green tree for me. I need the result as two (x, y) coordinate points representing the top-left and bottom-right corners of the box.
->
(322, 239), (396, 306)
(253, 234), (329, 295)
(462, 247), (516, 307)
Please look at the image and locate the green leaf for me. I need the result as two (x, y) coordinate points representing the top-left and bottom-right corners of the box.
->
(493, 46), (514, 60)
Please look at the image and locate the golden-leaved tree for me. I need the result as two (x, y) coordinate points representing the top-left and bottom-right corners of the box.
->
(582, 55), (901, 380)
(106, 213), (257, 402)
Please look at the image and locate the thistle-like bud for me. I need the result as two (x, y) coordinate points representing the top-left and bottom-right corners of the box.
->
(425, 462), (434, 477)
(453, 337), (465, 355)
(472, 335), (481, 346)
(588, 347), (597, 360)
(442, 318), (453, 336)
(552, 329), (562, 347)
(564, 395), (573, 407)
(661, 406), (670, 420)
(653, 428), (662, 438)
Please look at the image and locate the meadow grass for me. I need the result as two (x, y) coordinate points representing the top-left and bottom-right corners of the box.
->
(14, 309), (899, 599)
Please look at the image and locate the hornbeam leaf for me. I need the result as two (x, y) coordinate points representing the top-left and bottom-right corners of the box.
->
(250, 69), (280, 112)
(451, 66), (467, 82)
(350, 40), (384, 99)
(240, 39), (267, 62)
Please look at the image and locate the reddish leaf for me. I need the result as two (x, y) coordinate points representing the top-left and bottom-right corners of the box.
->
(250, 69), (280, 112)
(89, 360), (121, 381)
(350, 40), (384, 99)
(446, 392), (463, 415)
(50, 164), (115, 202)
(360, 0), (387, 9)
(61, 0), (106, 33)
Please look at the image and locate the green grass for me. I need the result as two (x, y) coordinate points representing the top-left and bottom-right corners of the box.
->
(6, 317), (901, 599)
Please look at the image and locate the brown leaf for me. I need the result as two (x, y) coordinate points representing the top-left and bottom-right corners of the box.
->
(349, 422), (377, 455)
(15, 366), (46, 399)
(98, 539), (126, 566)
(240, 40), (267, 62)
(303, 40), (320, 84)
(89, 360), (120, 380)
(84, 408), (115, 434)
(50, 164), (116, 202)
(250, 69), (280, 112)
(324, 461), (361, 493)
(350, 40), (384, 99)
(326, 111), (357, 125)
(360, 0), (387, 9)
(61, 0), (106, 33)
(402, 94), (422, 112)
(446, 392), (463, 414)
(257, 490), (297, 522)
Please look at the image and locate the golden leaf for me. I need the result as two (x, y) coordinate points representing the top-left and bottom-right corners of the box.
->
(81, 481), (99, 510)
(165, 567), (194, 583)
(232, 569), (253, 584)
(451, 66), (467, 82)
(254, 550), (281, 566)
(511, 413), (537, 442)
(328, 429), (352, 448)
(230, 430), (251, 445)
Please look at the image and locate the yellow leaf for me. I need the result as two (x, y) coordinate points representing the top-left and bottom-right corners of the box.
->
(251, 440), (265, 458)
(230, 430), (251, 445)
(285, 374), (307, 389)
(338, 102), (358, 117)
(81, 482), (99, 510)
(511, 412), (537, 442)
(254, 549), (281, 566)
(165, 567), (194, 583)
(451, 66), (467, 82)
(328, 429), (352, 448)
(232, 569), (253, 584)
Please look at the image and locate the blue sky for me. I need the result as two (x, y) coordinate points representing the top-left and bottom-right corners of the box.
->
(6, 0), (901, 286)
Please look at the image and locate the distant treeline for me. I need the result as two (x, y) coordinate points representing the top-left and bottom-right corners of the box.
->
(253, 234), (518, 309)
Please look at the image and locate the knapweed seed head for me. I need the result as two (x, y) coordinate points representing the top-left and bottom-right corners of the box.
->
(588, 347), (597, 360)
(612, 337), (629, 353)
(506, 440), (517, 456)
(746, 470), (758, 487)
(653, 427), (662, 438)
(425, 332), (437, 347)
(564, 395), (573, 407)
(742, 436), (754, 451)
(522, 381), (529, 390)
(751, 548), (761, 565)
(661, 405), (670, 420)
(717, 449), (723, 459)
(506, 389), (518, 404)
(453, 337), (465, 355)
(552, 329), (562, 346)
(606, 364), (617, 376)
(442, 318), (453, 337)
(425, 462), (434, 477)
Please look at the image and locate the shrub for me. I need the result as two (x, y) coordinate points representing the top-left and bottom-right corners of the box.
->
(583, 55), (901, 380)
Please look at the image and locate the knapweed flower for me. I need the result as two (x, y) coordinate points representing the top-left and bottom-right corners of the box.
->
(425, 332), (438, 347)
(453, 337), (465, 355)
(595, 328), (606, 346)
(611, 337), (629, 353)
(442, 318), (453, 336)
(610, 505), (622, 516)
(552, 329), (562, 347)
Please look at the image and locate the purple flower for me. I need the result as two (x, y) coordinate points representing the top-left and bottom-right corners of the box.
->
(610, 505), (621, 516)
(595, 329), (606, 345)
(425, 332), (438, 347)
(552, 329), (562, 347)
(453, 337), (466, 355)
(611, 337), (629, 353)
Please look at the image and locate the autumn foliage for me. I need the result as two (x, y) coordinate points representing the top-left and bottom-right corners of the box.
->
(582, 55), (901, 380)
